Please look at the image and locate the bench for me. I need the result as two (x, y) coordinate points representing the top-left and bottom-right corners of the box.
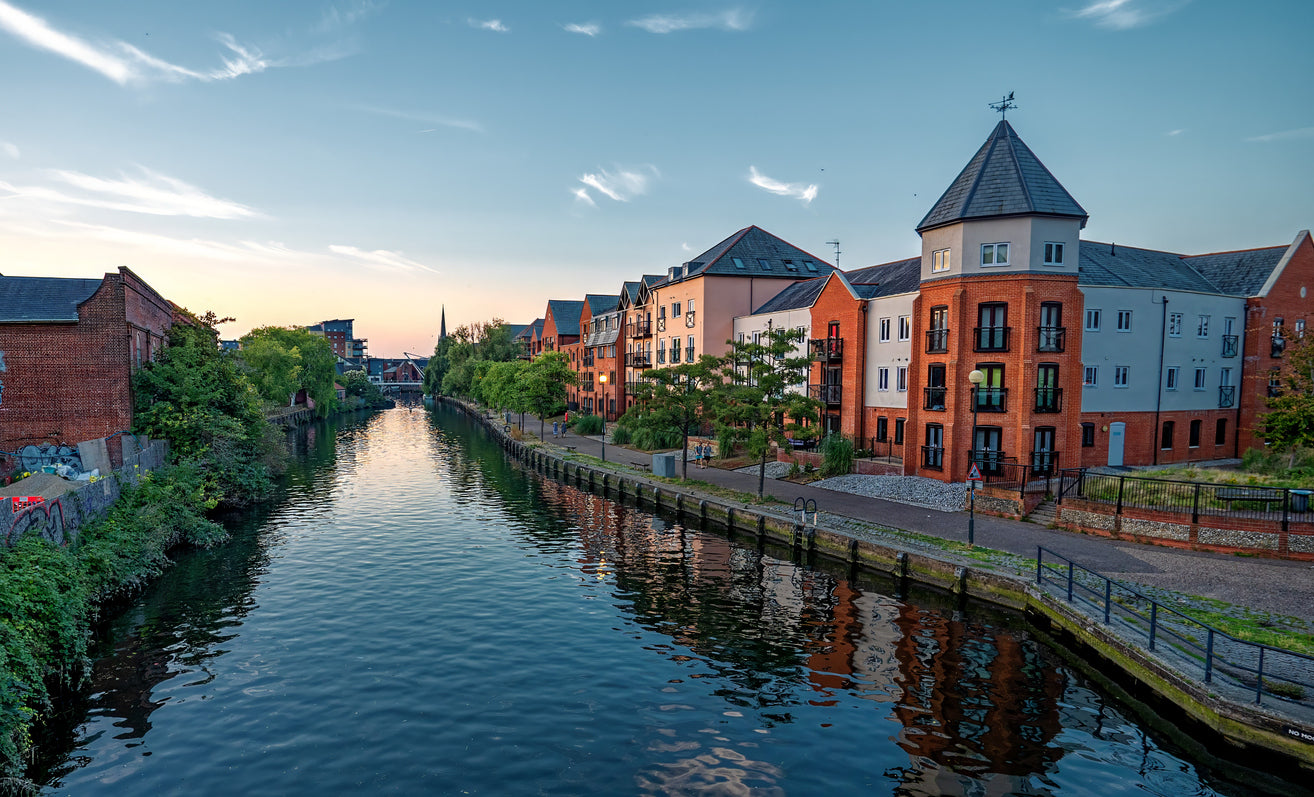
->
(565, 445), (577, 453)
(1215, 487), (1286, 511)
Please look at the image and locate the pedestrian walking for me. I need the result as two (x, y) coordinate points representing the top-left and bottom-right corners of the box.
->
(553, 420), (559, 438)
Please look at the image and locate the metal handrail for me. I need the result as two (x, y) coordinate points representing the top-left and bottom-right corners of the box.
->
(1037, 546), (1314, 707)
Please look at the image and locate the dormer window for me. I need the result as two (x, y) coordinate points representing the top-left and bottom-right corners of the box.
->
(758, 258), (772, 271)
(1043, 242), (1065, 265)
(733, 257), (745, 269)
(981, 243), (1009, 266)
(783, 260), (797, 271)
(931, 248), (950, 273)
(803, 260), (818, 272)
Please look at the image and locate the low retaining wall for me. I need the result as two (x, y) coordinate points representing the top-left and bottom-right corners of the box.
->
(1057, 499), (1314, 560)
(442, 397), (1314, 770)
(1, 439), (169, 548)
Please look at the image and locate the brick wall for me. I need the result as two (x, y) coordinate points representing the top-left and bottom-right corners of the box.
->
(1077, 408), (1238, 467)
(809, 276), (869, 440)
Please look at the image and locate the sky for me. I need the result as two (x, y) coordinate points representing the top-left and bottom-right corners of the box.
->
(0, 0), (1311, 357)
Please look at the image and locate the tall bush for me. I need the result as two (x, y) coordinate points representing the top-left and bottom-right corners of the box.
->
(819, 434), (854, 478)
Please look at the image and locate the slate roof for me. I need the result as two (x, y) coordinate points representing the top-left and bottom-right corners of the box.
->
(672, 226), (836, 280)
(751, 278), (826, 314)
(505, 323), (529, 341)
(585, 293), (619, 316)
(917, 120), (1088, 233)
(0, 275), (104, 322)
(518, 318), (544, 341)
(1184, 246), (1287, 296)
(844, 257), (922, 297)
(1078, 240), (1288, 296)
(546, 300), (585, 336)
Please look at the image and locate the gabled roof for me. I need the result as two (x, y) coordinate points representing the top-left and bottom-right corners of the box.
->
(751, 278), (826, 314)
(672, 226), (835, 280)
(519, 318), (544, 341)
(505, 323), (529, 340)
(546, 299), (585, 336)
(0, 275), (104, 322)
(844, 257), (922, 297)
(1080, 241), (1227, 293)
(917, 120), (1088, 234)
(1183, 246), (1288, 297)
(584, 293), (619, 316)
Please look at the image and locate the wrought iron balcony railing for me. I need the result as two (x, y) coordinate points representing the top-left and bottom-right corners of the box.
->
(921, 446), (943, 470)
(685, 312), (696, 328)
(657, 317), (667, 332)
(808, 384), (842, 405)
(1037, 326), (1066, 353)
(1034, 387), (1063, 413)
(1029, 450), (1060, 475)
(1221, 334), (1238, 358)
(1219, 385), (1236, 408)
(973, 326), (1011, 352)
(625, 352), (651, 368)
(809, 337), (844, 360)
(925, 328), (949, 354)
(974, 387), (1008, 412)
(922, 386), (947, 410)
(627, 320), (651, 337)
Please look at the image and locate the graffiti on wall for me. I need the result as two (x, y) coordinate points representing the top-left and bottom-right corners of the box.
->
(18, 444), (83, 473)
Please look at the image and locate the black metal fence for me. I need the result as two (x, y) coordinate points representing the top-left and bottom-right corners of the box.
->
(1037, 547), (1314, 710)
(979, 461), (1057, 498)
(864, 438), (903, 464)
(1058, 468), (1314, 528)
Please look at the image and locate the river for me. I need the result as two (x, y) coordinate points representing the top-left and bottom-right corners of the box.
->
(29, 404), (1298, 795)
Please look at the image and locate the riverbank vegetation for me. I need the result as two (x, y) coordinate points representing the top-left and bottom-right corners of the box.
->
(0, 310), (371, 780)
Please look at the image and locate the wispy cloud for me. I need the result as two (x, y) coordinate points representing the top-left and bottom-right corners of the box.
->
(563, 22), (601, 36)
(0, 167), (257, 219)
(329, 244), (440, 274)
(0, 141), (17, 159)
(352, 104), (484, 133)
(1165, 128), (1185, 136)
(0, 0), (347, 85)
(627, 8), (753, 34)
(469, 18), (509, 33)
(570, 187), (596, 207)
(1246, 126), (1314, 143)
(747, 166), (817, 204)
(42, 220), (293, 264)
(1071, 0), (1189, 30)
(314, 0), (385, 34)
(575, 166), (658, 204)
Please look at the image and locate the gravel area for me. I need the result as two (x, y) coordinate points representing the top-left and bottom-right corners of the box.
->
(733, 461), (795, 479)
(810, 474), (968, 512)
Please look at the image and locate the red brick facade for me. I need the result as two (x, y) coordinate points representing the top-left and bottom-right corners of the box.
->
(0, 267), (173, 466)
(808, 276), (869, 440)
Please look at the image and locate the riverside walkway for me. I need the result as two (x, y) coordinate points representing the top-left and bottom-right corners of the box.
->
(511, 413), (1314, 625)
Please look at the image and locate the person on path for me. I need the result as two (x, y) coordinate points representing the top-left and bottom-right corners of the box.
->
(553, 421), (559, 438)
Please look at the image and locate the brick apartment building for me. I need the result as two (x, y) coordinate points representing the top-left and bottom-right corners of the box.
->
(0, 267), (174, 467)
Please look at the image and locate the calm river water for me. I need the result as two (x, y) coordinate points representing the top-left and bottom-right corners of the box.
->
(30, 404), (1298, 795)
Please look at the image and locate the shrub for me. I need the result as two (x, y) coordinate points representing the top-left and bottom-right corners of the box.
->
(630, 424), (683, 451)
(570, 414), (605, 435)
(609, 425), (632, 445)
(819, 434), (855, 478)
(716, 425), (738, 460)
(788, 460), (801, 478)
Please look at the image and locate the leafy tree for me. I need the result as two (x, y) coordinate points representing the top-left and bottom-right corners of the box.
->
(708, 326), (821, 498)
(482, 360), (526, 416)
(636, 358), (718, 478)
(521, 351), (576, 439)
(425, 319), (525, 398)
(238, 326), (339, 416)
(1261, 328), (1314, 466)
(133, 311), (283, 506)
(339, 369), (386, 407)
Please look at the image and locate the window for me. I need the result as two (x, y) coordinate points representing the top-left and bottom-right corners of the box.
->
(803, 260), (818, 272)
(733, 257), (745, 269)
(875, 417), (888, 442)
(659, 306), (667, 320)
(687, 335), (695, 361)
(1036, 364), (1060, 412)
(976, 303), (1008, 351)
(657, 339), (666, 363)
(1215, 418), (1227, 445)
(897, 366), (908, 392)
(783, 259), (798, 271)
(1197, 315), (1209, 338)
(670, 336), (681, 363)
(1039, 302), (1064, 352)
(688, 299), (695, 312)
(878, 367), (889, 391)
(931, 248), (951, 273)
(923, 424), (944, 469)
(898, 315), (911, 341)
(894, 418), (905, 445)
(1194, 368), (1207, 390)
(1168, 313), (1182, 337)
(672, 302), (681, 317)
(1114, 366), (1129, 388)
(1166, 367), (1179, 390)
(925, 364), (946, 410)
(1081, 422), (1096, 448)
(981, 242), (1010, 266)
(1298, 319), (1307, 338)
(1116, 310), (1132, 332)
(1220, 367), (1232, 387)
(1085, 309), (1101, 332)
(1161, 421), (1175, 450)
(1084, 366), (1098, 386)
(758, 258), (772, 271)
(879, 318), (891, 342)
(1043, 241), (1065, 265)
(975, 363), (1005, 411)
(1189, 419), (1202, 448)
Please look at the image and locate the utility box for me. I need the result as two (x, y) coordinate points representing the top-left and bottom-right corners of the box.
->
(652, 452), (676, 478)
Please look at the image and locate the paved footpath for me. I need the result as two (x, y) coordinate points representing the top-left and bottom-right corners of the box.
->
(512, 413), (1314, 624)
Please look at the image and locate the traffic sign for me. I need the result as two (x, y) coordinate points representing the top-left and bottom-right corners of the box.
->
(967, 463), (982, 481)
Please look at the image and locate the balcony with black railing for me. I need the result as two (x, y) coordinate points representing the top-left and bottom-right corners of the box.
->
(625, 381), (641, 396)
(925, 328), (949, 354)
(974, 326), (1011, 352)
(670, 347), (681, 363)
(1219, 385), (1236, 408)
(921, 446), (944, 470)
(625, 352), (652, 368)
(657, 317), (667, 332)
(685, 312), (696, 328)
(1029, 450), (1060, 475)
(1037, 326), (1066, 353)
(808, 384), (843, 405)
(922, 386), (947, 411)
(1034, 387), (1063, 413)
(582, 356), (595, 368)
(1221, 334), (1238, 358)
(628, 320), (652, 337)
(809, 337), (844, 361)
(1272, 335), (1286, 358)
(974, 387), (1008, 412)
(685, 346), (695, 361)
(656, 350), (666, 364)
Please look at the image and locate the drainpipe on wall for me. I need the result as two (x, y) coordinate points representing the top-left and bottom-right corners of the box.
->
(1153, 295), (1169, 466)
(856, 301), (869, 443)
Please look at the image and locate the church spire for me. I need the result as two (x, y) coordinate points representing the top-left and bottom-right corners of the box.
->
(439, 305), (447, 341)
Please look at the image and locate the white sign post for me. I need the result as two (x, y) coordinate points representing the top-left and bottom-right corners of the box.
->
(967, 463), (983, 546)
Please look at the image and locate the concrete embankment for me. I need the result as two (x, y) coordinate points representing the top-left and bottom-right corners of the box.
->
(443, 396), (1314, 773)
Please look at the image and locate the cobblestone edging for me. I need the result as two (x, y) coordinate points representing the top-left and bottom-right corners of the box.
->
(1, 439), (169, 547)
(442, 397), (1314, 770)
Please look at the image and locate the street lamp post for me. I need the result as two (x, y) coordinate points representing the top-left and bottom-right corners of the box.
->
(598, 373), (608, 462)
(967, 368), (985, 547)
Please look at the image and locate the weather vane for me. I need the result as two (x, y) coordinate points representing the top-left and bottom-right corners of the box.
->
(989, 92), (1017, 119)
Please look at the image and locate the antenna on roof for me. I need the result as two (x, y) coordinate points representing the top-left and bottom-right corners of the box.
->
(989, 91), (1017, 119)
(826, 240), (841, 268)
